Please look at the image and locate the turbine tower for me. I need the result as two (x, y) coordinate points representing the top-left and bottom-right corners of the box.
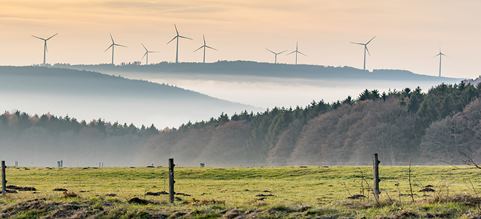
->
(287, 42), (306, 65)
(194, 35), (216, 63)
(32, 33), (58, 65)
(167, 24), (192, 64)
(266, 49), (286, 64)
(105, 34), (126, 65)
(141, 43), (158, 65)
(436, 50), (446, 77)
(351, 36), (375, 70)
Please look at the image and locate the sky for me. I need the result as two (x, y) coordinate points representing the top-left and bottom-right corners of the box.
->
(1, 0), (481, 78)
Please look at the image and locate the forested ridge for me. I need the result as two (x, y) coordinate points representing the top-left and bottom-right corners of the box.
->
(0, 112), (158, 136)
(2, 81), (481, 166)
(58, 61), (459, 82)
(0, 112), (159, 166)
(142, 81), (481, 166)
(0, 66), (256, 128)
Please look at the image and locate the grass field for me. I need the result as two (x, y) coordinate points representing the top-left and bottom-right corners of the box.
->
(1, 166), (481, 218)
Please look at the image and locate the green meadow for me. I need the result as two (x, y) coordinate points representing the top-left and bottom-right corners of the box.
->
(1, 166), (481, 218)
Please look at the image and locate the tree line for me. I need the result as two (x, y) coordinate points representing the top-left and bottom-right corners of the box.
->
(0, 111), (158, 137)
(147, 81), (481, 165)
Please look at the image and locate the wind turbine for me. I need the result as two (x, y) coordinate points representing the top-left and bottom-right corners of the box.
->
(435, 50), (446, 77)
(167, 24), (192, 64)
(32, 33), (58, 65)
(194, 35), (216, 63)
(266, 49), (286, 64)
(105, 34), (126, 65)
(141, 43), (158, 65)
(287, 42), (306, 65)
(351, 36), (375, 70)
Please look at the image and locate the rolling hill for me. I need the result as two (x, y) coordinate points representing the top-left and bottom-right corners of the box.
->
(0, 66), (257, 128)
(55, 61), (462, 108)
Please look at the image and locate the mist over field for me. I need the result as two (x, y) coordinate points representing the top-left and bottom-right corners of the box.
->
(0, 66), (257, 128)
(0, 63), (474, 167)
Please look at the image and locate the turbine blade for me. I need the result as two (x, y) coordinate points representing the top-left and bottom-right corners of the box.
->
(365, 47), (371, 56)
(141, 43), (147, 51)
(279, 50), (287, 54)
(142, 52), (147, 59)
(179, 36), (193, 40)
(116, 44), (127, 48)
(350, 42), (364, 45)
(266, 48), (275, 54)
(110, 34), (114, 43)
(206, 45), (216, 50)
(287, 51), (296, 55)
(32, 35), (45, 40)
(104, 44), (113, 52)
(167, 36), (177, 44)
(298, 51), (307, 56)
(366, 36), (376, 45)
(174, 24), (179, 35)
(194, 46), (203, 52)
(203, 34), (206, 45)
(46, 33), (58, 40)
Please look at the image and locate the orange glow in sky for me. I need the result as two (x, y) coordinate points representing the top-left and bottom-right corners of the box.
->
(1, 0), (481, 78)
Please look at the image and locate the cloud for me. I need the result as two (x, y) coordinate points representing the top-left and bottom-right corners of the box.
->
(99, 0), (224, 14)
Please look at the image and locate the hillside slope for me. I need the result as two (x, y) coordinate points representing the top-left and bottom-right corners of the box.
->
(0, 66), (256, 128)
(0, 111), (158, 166)
(1, 82), (480, 166)
(56, 61), (461, 108)
(140, 82), (481, 166)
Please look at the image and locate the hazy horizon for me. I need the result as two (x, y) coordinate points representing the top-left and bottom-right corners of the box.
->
(97, 70), (459, 109)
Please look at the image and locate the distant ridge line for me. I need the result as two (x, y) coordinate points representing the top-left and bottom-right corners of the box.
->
(53, 60), (462, 81)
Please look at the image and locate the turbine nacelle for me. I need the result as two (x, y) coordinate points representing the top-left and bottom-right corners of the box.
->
(194, 35), (217, 52)
(32, 33), (58, 65)
(287, 42), (306, 64)
(32, 33), (58, 42)
(351, 36), (375, 70)
(436, 51), (446, 57)
(167, 24), (192, 63)
(167, 24), (193, 44)
(140, 43), (158, 65)
(105, 34), (126, 65)
(194, 34), (216, 63)
(436, 49), (446, 77)
(266, 48), (287, 64)
(266, 48), (287, 56)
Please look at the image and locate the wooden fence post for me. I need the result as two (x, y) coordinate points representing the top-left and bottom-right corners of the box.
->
(373, 153), (381, 202)
(169, 158), (175, 203)
(1, 161), (6, 195)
